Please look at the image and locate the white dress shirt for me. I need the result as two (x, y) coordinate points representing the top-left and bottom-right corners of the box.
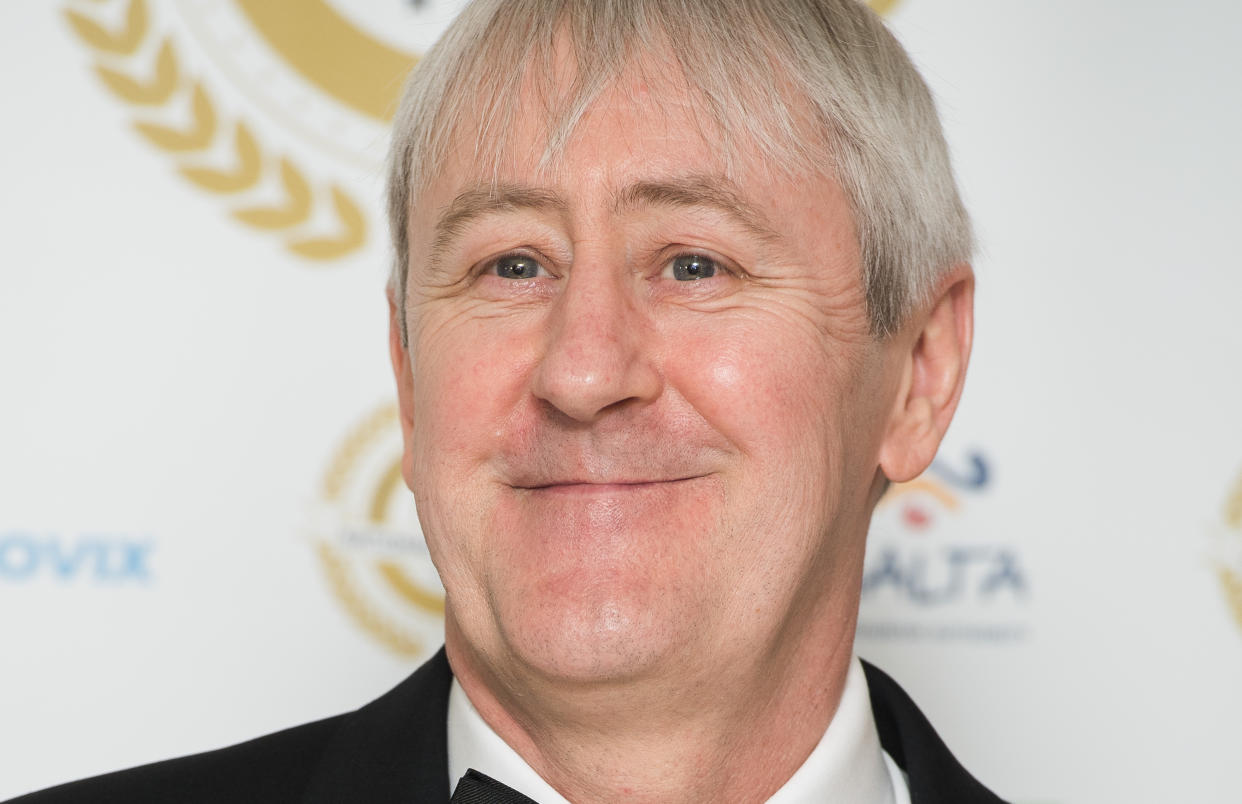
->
(447, 657), (912, 803)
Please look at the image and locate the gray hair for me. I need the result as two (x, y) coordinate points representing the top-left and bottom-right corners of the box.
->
(387, 0), (972, 341)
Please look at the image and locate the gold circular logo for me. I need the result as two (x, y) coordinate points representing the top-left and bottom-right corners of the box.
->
(1217, 467), (1242, 634)
(60, 0), (452, 262)
(313, 403), (444, 657)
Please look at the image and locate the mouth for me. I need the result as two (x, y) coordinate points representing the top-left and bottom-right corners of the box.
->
(513, 476), (706, 495)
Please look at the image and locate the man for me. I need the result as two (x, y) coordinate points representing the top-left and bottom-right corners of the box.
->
(11, 0), (1003, 801)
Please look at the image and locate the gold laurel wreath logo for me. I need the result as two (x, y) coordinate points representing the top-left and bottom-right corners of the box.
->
(318, 541), (428, 657)
(64, 0), (366, 261)
(318, 403), (444, 658)
(1220, 468), (1242, 633)
(1220, 567), (1242, 632)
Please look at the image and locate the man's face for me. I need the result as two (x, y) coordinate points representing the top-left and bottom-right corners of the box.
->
(393, 64), (909, 686)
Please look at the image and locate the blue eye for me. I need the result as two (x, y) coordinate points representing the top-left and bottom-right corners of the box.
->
(670, 254), (717, 281)
(494, 255), (544, 279)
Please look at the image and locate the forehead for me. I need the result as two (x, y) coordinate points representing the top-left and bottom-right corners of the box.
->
(408, 67), (863, 306)
(416, 86), (775, 251)
(402, 36), (863, 292)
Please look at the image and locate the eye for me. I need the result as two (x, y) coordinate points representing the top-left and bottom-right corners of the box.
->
(493, 254), (547, 280)
(666, 254), (718, 281)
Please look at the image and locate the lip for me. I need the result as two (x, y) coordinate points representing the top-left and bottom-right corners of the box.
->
(514, 476), (705, 494)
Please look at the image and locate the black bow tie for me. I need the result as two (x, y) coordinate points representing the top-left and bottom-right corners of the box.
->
(450, 769), (541, 804)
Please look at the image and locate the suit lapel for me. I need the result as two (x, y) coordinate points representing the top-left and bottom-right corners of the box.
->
(862, 661), (1007, 804)
(302, 648), (454, 804)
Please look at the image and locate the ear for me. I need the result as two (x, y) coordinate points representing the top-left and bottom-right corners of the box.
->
(878, 264), (975, 483)
(388, 292), (416, 489)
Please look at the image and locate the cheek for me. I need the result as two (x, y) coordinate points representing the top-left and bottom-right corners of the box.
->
(665, 313), (850, 458)
(405, 314), (541, 594)
(408, 313), (534, 476)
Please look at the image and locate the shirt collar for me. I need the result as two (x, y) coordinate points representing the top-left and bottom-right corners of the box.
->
(447, 676), (572, 803)
(447, 657), (906, 803)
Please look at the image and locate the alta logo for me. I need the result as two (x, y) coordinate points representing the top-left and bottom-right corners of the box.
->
(858, 451), (1032, 642)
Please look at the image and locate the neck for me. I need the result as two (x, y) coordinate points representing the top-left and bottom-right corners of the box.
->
(446, 608), (859, 803)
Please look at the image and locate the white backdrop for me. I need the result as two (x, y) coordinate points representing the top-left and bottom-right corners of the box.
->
(2, 1), (1241, 801)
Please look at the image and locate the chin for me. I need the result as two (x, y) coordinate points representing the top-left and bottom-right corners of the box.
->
(496, 578), (690, 684)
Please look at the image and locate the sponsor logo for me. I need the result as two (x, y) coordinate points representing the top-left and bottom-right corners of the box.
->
(1213, 467), (1242, 636)
(310, 403), (443, 659)
(0, 531), (153, 583)
(60, 0), (444, 261)
(858, 451), (1032, 642)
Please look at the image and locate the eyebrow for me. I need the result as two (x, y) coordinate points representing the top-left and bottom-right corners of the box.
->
(427, 173), (781, 270)
(429, 183), (568, 269)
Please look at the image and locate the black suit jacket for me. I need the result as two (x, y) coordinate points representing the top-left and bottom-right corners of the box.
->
(8, 650), (1007, 803)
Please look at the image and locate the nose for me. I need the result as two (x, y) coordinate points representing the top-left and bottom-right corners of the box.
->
(530, 264), (662, 422)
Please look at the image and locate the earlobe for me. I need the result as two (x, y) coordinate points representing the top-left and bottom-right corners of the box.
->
(878, 264), (974, 483)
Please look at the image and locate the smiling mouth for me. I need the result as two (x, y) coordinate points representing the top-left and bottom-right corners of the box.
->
(515, 477), (705, 494)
